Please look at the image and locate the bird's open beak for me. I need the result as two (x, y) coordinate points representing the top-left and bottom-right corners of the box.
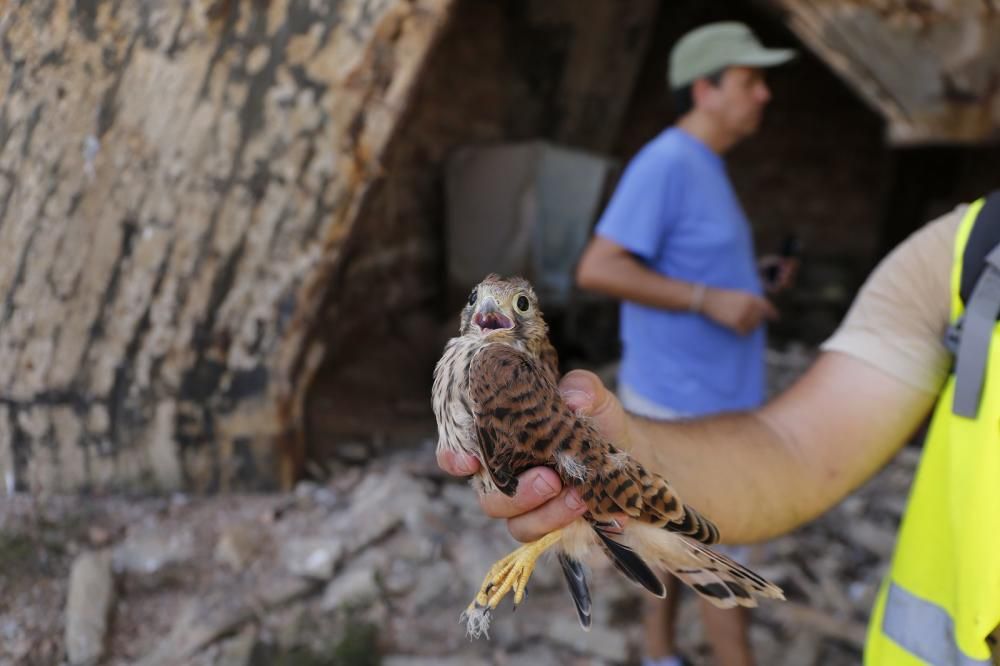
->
(473, 298), (514, 332)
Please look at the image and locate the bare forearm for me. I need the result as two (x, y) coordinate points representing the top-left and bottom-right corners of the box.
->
(576, 243), (697, 311)
(627, 412), (827, 543)
(622, 354), (935, 544)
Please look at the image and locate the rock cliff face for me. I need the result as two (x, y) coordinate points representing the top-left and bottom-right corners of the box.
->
(767, 0), (1000, 143)
(0, 0), (454, 493)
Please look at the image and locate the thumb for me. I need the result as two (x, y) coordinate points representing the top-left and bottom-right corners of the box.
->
(559, 370), (631, 449)
(436, 448), (480, 477)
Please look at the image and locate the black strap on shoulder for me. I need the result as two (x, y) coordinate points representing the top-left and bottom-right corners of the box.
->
(960, 191), (1000, 305)
(951, 190), (1000, 418)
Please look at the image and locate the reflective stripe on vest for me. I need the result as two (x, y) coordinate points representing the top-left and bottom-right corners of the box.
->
(883, 583), (991, 665)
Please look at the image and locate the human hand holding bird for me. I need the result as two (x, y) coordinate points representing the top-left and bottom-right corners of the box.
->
(433, 275), (784, 638)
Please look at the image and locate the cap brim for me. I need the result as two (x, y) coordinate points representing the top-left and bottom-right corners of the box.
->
(731, 48), (797, 69)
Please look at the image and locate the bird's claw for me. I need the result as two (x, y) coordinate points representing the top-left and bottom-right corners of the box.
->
(460, 602), (492, 639)
(463, 530), (563, 638)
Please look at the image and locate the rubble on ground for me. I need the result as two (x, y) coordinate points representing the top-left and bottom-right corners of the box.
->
(0, 345), (917, 665)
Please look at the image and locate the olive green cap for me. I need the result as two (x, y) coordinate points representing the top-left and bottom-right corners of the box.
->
(668, 21), (796, 90)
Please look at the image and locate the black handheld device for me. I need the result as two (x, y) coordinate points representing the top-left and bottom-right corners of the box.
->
(763, 233), (800, 287)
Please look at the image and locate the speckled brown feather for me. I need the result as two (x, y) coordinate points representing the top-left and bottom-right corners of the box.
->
(469, 344), (719, 544)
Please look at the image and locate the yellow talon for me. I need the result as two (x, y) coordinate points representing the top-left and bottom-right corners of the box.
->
(462, 529), (563, 638)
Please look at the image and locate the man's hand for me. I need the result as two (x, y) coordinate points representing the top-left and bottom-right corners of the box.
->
(437, 449), (587, 542)
(435, 370), (630, 542)
(759, 254), (799, 294)
(701, 287), (777, 335)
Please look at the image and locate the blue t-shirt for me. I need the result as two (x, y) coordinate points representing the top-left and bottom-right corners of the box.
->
(595, 127), (765, 415)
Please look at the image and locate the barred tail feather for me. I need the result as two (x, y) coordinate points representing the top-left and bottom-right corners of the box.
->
(593, 525), (666, 598)
(557, 553), (593, 630)
(627, 522), (784, 609)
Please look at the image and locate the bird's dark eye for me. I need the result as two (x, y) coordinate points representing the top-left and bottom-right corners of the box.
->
(468, 289), (478, 306)
(515, 295), (530, 313)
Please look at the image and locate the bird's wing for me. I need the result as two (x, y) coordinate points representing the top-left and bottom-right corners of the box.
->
(469, 343), (719, 544)
(469, 343), (673, 600)
(629, 522), (785, 607)
(468, 343), (558, 496)
(557, 553), (592, 630)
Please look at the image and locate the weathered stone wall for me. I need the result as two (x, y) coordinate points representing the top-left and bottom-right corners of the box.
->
(0, 0), (454, 493)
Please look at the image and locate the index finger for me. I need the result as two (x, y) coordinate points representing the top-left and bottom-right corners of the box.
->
(436, 449), (480, 477)
(478, 466), (564, 518)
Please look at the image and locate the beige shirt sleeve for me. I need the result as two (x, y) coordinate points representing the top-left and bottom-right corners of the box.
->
(820, 205), (966, 395)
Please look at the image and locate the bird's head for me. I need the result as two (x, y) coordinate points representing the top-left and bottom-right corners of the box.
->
(459, 274), (548, 345)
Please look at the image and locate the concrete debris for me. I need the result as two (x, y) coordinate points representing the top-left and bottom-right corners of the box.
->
(65, 550), (114, 665)
(0, 346), (922, 665)
(214, 523), (263, 570)
(281, 537), (345, 580)
(112, 526), (195, 574)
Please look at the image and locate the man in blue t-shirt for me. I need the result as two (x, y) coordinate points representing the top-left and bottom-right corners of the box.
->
(576, 21), (796, 666)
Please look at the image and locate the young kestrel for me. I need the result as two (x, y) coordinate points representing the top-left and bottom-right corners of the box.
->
(433, 275), (783, 637)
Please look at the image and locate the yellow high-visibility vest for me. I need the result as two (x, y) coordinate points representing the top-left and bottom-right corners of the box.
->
(865, 196), (1000, 665)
